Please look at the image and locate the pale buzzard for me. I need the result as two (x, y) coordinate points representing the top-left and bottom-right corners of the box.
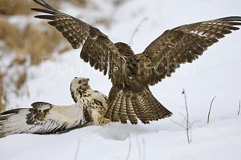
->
(0, 77), (109, 138)
(32, 0), (241, 124)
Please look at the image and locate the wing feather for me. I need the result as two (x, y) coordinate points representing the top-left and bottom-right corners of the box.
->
(0, 102), (87, 137)
(32, 0), (127, 85)
(137, 16), (241, 86)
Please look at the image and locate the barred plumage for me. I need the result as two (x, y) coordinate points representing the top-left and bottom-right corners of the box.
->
(32, 0), (241, 124)
(0, 77), (108, 138)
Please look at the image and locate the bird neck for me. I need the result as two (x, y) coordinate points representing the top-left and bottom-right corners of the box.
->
(71, 88), (92, 103)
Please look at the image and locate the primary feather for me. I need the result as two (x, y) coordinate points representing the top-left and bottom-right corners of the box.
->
(32, 0), (241, 124)
(0, 77), (108, 138)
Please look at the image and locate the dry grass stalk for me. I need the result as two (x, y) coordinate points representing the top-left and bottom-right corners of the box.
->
(0, 8), (70, 111)
(207, 96), (217, 124)
(238, 100), (241, 116)
(74, 138), (81, 160)
(169, 90), (195, 144)
(126, 135), (132, 160)
(16, 70), (27, 90)
(0, 0), (36, 15)
(0, 70), (6, 112)
(0, 19), (69, 65)
(0, 0), (115, 112)
(128, 17), (148, 45)
(182, 89), (191, 144)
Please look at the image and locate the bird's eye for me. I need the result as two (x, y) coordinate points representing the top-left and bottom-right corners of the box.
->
(78, 80), (82, 84)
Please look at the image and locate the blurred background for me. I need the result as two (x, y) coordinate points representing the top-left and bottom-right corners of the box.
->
(0, 0), (125, 112)
(1, 1), (241, 159)
(0, 0), (241, 115)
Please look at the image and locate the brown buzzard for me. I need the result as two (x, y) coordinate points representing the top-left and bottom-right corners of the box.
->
(32, 0), (241, 124)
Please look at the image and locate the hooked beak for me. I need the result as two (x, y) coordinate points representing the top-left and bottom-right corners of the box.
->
(83, 78), (89, 86)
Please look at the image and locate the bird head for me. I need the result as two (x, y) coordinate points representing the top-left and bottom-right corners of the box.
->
(70, 77), (90, 92)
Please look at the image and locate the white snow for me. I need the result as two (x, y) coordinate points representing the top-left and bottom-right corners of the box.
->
(1, 0), (241, 160)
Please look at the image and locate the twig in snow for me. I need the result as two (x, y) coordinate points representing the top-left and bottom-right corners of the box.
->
(238, 100), (241, 116)
(74, 138), (81, 160)
(128, 17), (148, 45)
(207, 96), (217, 124)
(170, 90), (193, 144)
(142, 138), (146, 160)
(182, 89), (191, 144)
(136, 136), (146, 160)
(169, 118), (186, 129)
(136, 136), (141, 160)
(126, 135), (146, 160)
(126, 135), (132, 160)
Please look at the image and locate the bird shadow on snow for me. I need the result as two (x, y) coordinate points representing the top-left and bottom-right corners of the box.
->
(97, 123), (149, 141)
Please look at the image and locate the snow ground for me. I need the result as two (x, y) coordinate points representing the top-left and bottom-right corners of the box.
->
(1, 0), (241, 160)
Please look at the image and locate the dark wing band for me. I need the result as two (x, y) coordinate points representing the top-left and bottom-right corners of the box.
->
(136, 16), (241, 86)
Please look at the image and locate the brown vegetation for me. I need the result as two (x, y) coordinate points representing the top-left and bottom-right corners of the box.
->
(0, 0), (36, 15)
(0, 70), (6, 112)
(0, 19), (70, 111)
(0, 0), (88, 15)
(0, 19), (70, 65)
(0, 0), (120, 112)
(0, 0), (72, 112)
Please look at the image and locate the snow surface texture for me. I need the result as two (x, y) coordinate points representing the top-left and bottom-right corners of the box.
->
(1, 0), (241, 159)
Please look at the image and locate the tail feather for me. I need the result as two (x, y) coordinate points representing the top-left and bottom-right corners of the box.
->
(131, 95), (142, 121)
(137, 95), (152, 123)
(143, 88), (173, 120)
(110, 91), (122, 122)
(119, 95), (128, 123)
(145, 90), (163, 120)
(134, 95), (150, 123)
(105, 82), (173, 124)
(112, 92), (122, 122)
(141, 91), (158, 121)
(126, 96), (138, 124)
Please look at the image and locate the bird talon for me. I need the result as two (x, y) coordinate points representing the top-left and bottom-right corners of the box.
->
(97, 115), (110, 125)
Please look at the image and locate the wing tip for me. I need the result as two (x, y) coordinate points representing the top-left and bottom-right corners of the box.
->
(1, 109), (21, 116)
(31, 8), (56, 15)
(218, 16), (241, 22)
(32, 0), (57, 11)
(34, 15), (56, 20)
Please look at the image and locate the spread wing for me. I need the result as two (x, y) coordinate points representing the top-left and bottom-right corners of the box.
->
(0, 102), (88, 137)
(136, 17), (241, 86)
(32, 0), (127, 84)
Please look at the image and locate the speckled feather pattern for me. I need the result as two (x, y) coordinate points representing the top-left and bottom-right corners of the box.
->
(32, 0), (241, 124)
